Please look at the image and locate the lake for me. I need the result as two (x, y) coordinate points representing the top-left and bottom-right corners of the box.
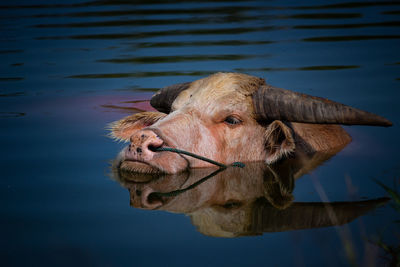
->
(1, 0), (399, 266)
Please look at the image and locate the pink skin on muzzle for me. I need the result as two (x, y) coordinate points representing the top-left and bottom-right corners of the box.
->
(125, 130), (163, 162)
(122, 128), (189, 174)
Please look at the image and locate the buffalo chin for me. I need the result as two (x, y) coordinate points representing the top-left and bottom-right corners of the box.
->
(120, 160), (162, 174)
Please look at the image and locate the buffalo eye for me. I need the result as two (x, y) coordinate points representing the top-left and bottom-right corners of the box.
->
(224, 115), (242, 125)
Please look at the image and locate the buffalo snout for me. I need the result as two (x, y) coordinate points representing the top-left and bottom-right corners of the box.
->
(127, 130), (164, 161)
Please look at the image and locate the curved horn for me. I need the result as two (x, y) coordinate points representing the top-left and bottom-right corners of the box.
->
(252, 85), (392, 127)
(150, 82), (191, 113)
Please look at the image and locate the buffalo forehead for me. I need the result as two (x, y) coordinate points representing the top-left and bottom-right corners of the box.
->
(172, 73), (261, 112)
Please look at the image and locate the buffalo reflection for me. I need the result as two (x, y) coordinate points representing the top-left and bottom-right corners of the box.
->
(111, 150), (388, 238)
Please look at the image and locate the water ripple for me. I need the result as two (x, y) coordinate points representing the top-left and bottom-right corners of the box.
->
(236, 65), (359, 72)
(0, 112), (26, 118)
(33, 16), (257, 28)
(68, 65), (360, 79)
(294, 1), (400, 10)
(0, 77), (24, 81)
(295, 21), (400, 30)
(67, 70), (216, 79)
(0, 92), (25, 97)
(383, 10), (400, 15)
(134, 40), (274, 48)
(98, 54), (259, 64)
(0, 49), (23, 54)
(303, 35), (400, 42)
(30, 5), (260, 18)
(36, 26), (279, 40)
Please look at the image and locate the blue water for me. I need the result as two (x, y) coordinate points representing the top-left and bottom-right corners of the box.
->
(1, 1), (399, 266)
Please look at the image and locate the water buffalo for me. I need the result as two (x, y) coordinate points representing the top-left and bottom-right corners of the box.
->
(112, 152), (389, 237)
(110, 72), (392, 174)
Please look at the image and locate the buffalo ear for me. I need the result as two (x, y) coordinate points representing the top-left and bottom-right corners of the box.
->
(264, 120), (295, 164)
(263, 160), (295, 209)
(263, 167), (294, 210)
(108, 112), (166, 142)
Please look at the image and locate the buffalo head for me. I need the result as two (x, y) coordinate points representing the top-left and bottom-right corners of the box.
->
(110, 72), (391, 174)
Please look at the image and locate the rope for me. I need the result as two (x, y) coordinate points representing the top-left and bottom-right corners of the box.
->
(153, 147), (245, 168)
(149, 147), (245, 198)
(151, 168), (226, 198)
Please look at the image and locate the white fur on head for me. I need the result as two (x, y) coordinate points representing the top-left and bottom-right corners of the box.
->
(108, 112), (166, 142)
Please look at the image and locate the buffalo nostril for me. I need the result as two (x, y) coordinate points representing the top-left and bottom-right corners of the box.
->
(147, 192), (163, 205)
(148, 138), (164, 152)
(148, 145), (160, 152)
(137, 147), (142, 153)
(141, 188), (163, 209)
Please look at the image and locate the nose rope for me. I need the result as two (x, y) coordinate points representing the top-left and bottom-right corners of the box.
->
(153, 147), (245, 168)
(148, 147), (244, 200)
(150, 167), (226, 198)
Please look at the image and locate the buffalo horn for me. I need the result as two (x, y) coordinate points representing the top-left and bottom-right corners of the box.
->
(150, 82), (191, 113)
(252, 85), (392, 126)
